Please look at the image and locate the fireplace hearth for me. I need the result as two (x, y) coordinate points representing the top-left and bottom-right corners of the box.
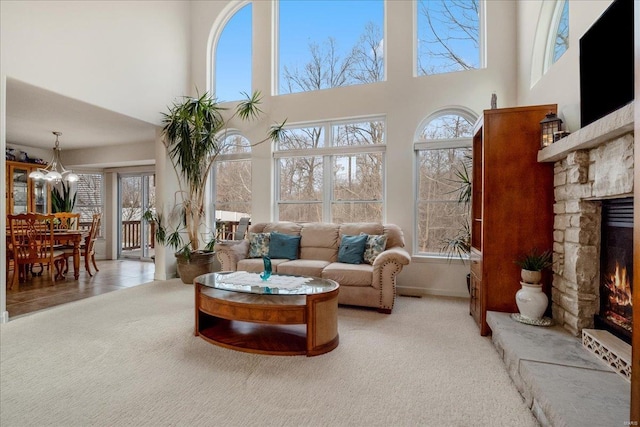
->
(596, 197), (633, 343)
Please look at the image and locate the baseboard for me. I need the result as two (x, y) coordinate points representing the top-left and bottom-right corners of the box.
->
(397, 286), (469, 299)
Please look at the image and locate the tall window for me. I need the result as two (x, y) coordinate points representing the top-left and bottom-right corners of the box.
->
(276, 118), (385, 223)
(213, 134), (252, 230)
(278, 0), (384, 95)
(415, 110), (475, 256)
(548, 0), (569, 66)
(75, 172), (104, 237)
(417, 0), (481, 76)
(214, 3), (252, 102)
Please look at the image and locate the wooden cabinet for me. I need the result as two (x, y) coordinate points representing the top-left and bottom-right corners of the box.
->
(5, 161), (50, 214)
(471, 105), (556, 336)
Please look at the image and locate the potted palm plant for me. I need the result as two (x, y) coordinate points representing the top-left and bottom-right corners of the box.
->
(147, 90), (285, 284)
(515, 248), (552, 284)
(440, 155), (472, 292)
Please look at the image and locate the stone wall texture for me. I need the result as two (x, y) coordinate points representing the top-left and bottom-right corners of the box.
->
(552, 133), (634, 336)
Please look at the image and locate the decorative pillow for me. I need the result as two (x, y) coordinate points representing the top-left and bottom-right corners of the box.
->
(338, 234), (368, 264)
(268, 232), (301, 260)
(362, 233), (388, 264)
(248, 232), (270, 258)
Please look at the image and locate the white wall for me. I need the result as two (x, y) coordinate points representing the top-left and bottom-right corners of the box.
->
(0, 0), (191, 125)
(516, 0), (613, 131)
(189, 0), (519, 297)
(0, 1), (192, 319)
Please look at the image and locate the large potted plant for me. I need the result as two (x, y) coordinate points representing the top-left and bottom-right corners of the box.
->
(148, 91), (285, 284)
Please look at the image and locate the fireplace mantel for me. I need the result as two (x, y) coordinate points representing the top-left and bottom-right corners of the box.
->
(538, 102), (634, 163)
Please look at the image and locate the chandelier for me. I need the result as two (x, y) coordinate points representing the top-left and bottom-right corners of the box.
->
(28, 131), (79, 183)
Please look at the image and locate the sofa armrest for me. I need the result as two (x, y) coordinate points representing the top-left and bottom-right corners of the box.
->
(372, 246), (411, 313)
(372, 246), (411, 268)
(214, 240), (249, 271)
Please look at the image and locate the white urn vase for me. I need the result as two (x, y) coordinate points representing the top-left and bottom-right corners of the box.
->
(515, 282), (548, 320)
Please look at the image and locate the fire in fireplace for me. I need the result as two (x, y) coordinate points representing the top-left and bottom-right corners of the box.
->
(596, 197), (633, 344)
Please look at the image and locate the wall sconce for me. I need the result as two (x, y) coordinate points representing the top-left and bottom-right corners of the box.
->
(540, 112), (563, 149)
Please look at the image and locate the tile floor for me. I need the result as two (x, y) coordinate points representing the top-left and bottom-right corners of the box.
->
(6, 259), (155, 319)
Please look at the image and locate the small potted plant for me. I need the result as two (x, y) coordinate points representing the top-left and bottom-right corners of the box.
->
(515, 248), (552, 284)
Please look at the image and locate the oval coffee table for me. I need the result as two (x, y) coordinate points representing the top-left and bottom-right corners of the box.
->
(195, 271), (339, 356)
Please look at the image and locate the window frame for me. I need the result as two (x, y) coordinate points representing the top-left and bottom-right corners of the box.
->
(274, 117), (386, 223)
(209, 1), (253, 102)
(544, 0), (569, 70)
(415, 0), (484, 77)
(210, 132), (253, 237)
(73, 171), (105, 238)
(413, 108), (477, 258)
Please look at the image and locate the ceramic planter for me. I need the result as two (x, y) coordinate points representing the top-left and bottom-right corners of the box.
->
(521, 269), (542, 284)
(515, 282), (548, 320)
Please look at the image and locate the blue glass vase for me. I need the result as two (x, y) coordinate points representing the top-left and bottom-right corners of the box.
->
(260, 256), (272, 281)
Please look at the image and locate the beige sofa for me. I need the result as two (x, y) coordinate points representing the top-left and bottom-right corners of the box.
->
(214, 222), (411, 313)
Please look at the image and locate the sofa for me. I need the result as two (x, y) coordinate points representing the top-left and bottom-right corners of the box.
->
(214, 222), (411, 313)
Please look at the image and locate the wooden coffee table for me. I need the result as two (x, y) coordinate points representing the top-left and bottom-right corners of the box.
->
(195, 272), (339, 357)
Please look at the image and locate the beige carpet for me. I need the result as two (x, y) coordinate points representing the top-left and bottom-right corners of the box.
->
(0, 280), (537, 427)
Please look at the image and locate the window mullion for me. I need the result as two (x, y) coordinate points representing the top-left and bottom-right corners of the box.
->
(323, 154), (332, 222)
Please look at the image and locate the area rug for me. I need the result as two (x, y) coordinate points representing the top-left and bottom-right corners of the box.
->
(0, 279), (537, 426)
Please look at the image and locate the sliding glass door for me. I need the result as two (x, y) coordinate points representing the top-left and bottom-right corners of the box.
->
(118, 173), (155, 260)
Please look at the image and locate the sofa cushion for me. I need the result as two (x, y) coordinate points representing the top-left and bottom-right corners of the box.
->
(263, 222), (302, 235)
(238, 258), (290, 273)
(268, 231), (301, 260)
(340, 223), (384, 239)
(248, 232), (270, 258)
(362, 233), (388, 264)
(338, 234), (368, 264)
(322, 262), (373, 287)
(276, 260), (330, 278)
(299, 223), (340, 262)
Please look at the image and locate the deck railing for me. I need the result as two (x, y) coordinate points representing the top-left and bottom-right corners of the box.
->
(120, 221), (156, 250)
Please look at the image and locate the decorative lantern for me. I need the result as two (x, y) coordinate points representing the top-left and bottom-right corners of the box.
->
(540, 112), (563, 148)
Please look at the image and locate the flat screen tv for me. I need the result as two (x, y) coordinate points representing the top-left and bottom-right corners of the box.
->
(579, 0), (634, 128)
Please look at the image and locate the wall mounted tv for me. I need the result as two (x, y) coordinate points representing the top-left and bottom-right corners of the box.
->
(579, 0), (634, 128)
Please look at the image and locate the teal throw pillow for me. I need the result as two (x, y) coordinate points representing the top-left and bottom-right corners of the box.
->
(268, 231), (301, 260)
(338, 234), (368, 264)
(362, 233), (388, 264)
(248, 232), (270, 258)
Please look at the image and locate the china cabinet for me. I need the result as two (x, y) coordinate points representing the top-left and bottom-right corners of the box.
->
(5, 161), (50, 214)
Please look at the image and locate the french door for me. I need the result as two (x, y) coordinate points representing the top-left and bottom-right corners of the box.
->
(118, 173), (155, 260)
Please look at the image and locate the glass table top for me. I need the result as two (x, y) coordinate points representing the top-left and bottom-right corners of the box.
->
(195, 271), (339, 295)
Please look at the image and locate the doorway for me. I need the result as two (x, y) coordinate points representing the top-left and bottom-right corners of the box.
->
(118, 173), (156, 260)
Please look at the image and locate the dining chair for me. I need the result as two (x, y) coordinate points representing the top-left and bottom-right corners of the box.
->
(53, 212), (80, 230)
(7, 213), (67, 289)
(62, 213), (102, 277)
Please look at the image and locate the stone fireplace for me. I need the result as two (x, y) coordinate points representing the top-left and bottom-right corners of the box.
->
(538, 102), (634, 337)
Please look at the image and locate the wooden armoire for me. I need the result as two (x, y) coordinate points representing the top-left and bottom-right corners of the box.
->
(469, 104), (556, 336)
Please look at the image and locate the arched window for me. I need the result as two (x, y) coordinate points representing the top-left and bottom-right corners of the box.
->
(531, 0), (569, 87)
(414, 109), (477, 256)
(212, 3), (252, 102)
(547, 0), (569, 67)
(212, 133), (252, 237)
(416, 0), (482, 76)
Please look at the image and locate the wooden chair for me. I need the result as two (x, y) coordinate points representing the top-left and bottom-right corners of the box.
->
(7, 213), (66, 289)
(53, 212), (80, 231)
(62, 213), (101, 277)
(227, 217), (250, 240)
